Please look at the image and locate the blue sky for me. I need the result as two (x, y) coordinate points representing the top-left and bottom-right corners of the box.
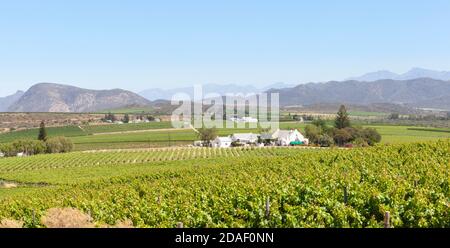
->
(1, 0), (450, 96)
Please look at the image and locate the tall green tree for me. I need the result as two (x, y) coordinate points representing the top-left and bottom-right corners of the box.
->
(197, 127), (218, 147)
(335, 105), (351, 129)
(38, 121), (48, 141)
(123, 114), (130, 123)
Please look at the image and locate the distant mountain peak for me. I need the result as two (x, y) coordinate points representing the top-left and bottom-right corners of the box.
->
(0, 90), (25, 112)
(268, 78), (450, 110)
(139, 83), (296, 101)
(347, 70), (399, 82)
(7, 83), (151, 113)
(348, 67), (450, 82)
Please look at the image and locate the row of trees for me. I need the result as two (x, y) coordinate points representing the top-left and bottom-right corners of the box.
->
(389, 112), (450, 121)
(0, 122), (73, 157)
(0, 137), (74, 157)
(305, 105), (381, 147)
(102, 113), (156, 123)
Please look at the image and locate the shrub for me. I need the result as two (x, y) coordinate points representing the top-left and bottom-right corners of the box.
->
(197, 128), (218, 147)
(16, 140), (47, 156)
(353, 137), (369, 147)
(329, 127), (381, 147)
(305, 125), (322, 144)
(0, 140), (46, 157)
(332, 129), (352, 146)
(0, 143), (15, 157)
(361, 128), (382, 146)
(46, 137), (74, 154)
(312, 119), (328, 131)
(318, 134), (334, 147)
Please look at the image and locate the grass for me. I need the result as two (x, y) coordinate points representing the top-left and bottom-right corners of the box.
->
(0, 122), (174, 142)
(81, 122), (173, 134)
(0, 126), (87, 143)
(365, 125), (450, 144)
(71, 130), (197, 144)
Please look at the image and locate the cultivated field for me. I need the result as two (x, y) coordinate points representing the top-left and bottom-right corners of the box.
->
(0, 140), (448, 228)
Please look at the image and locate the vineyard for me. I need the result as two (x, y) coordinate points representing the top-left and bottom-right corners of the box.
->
(0, 140), (448, 228)
(0, 147), (302, 174)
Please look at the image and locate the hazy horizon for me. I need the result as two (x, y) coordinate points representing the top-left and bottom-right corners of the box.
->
(1, 0), (450, 96)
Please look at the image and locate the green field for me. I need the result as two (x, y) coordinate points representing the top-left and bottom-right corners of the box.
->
(81, 122), (173, 134)
(0, 126), (88, 143)
(365, 125), (450, 144)
(0, 140), (448, 228)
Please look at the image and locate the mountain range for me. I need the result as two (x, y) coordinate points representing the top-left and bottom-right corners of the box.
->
(5, 83), (150, 112)
(348, 68), (450, 82)
(139, 83), (296, 101)
(1, 67), (450, 113)
(268, 78), (450, 109)
(0, 91), (24, 112)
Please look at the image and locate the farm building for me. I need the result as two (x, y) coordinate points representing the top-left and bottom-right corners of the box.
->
(261, 129), (309, 146)
(231, 133), (259, 145)
(212, 137), (232, 148)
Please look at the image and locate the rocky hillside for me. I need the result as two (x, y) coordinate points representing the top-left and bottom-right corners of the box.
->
(269, 78), (450, 110)
(0, 91), (24, 112)
(8, 83), (151, 112)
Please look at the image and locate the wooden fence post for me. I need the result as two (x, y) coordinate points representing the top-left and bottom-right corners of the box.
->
(87, 209), (92, 222)
(265, 197), (270, 219)
(344, 187), (348, 204)
(32, 209), (36, 227)
(177, 222), (184, 228)
(384, 211), (391, 228)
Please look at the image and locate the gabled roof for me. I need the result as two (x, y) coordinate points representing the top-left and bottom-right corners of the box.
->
(215, 137), (232, 142)
(232, 133), (259, 140)
(277, 130), (293, 140)
(261, 129), (303, 140)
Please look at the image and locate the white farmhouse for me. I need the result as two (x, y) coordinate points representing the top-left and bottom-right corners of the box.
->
(212, 137), (232, 148)
(261, 129), (309, 146)
(231, 133), (259, 145)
